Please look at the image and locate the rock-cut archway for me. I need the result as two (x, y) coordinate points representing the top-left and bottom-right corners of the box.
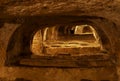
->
(5, 16), (117, 68)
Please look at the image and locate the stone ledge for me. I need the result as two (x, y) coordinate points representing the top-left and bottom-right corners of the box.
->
(20, 54), (113, 68)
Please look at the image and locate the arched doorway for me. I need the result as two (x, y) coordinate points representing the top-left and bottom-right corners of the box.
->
(5, 16), (115, 68)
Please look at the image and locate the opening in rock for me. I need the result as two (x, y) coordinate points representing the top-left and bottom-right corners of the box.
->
(31, 24), (103, 56)
(5, 16), (113, 67)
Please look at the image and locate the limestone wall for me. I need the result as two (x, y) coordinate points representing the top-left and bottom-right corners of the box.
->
(0, 0), (120, 81)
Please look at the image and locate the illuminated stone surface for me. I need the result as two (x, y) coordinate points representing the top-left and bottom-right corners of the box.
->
(0, 0), (120, 81)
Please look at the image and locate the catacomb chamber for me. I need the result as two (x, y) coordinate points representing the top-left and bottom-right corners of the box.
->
(5, 16), (113, 67)
(19, 23), (110, 67)
(31, 25), (103, 56)
(0, 0), (120, 80)
(2, 15), (118, 81)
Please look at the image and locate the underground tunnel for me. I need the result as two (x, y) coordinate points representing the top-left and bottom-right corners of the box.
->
(5, 17), (112, 67)
(1, 16), (116, 81)
(0, 0), (120, 81)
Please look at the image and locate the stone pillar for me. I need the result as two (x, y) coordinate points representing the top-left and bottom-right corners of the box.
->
(31, 30), (43, 56)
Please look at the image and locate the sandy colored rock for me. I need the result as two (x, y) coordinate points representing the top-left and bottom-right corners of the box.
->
(0, 0), (120, 81)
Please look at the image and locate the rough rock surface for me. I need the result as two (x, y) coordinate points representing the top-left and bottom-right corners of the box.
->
(0, 0), (120, 81)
